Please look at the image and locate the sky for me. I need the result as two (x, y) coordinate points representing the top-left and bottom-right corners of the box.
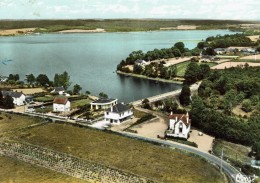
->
(0, 0), (260, 20)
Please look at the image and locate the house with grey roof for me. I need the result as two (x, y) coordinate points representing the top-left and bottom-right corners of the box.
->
(90, 98), (118, 110)
(1, 91), (26, 106)
(104, 103), (133, 124)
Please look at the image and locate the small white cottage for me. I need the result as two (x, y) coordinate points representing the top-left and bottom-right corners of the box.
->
(166, 113), (191, 139)
(53, 96), (70, 112)
(104, 103), (133, 124)
(1, 91), (26, 106)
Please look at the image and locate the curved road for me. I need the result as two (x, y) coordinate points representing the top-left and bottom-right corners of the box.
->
(118, 131), (240, 183)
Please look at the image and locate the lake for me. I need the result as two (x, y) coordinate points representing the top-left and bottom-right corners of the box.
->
(0, 30), (236, 102)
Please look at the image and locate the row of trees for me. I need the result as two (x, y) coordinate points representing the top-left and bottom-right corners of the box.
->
(117, 42), (201, 71)
(133, 62), (177, 79)
(184, 62), (211, 84)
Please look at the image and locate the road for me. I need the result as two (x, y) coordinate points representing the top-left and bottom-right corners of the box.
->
(131, 82), (201, 106)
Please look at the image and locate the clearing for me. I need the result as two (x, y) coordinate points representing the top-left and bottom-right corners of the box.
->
(211, 62), (260, 69)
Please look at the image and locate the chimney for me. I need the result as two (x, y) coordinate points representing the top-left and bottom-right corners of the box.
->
(170, 111), (173, 115)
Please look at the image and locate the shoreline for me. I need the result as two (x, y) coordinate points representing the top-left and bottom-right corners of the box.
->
(116, 71), (183, 84)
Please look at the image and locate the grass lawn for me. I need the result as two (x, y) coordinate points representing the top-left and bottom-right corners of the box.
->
(212, 139), (251, 164)
(71, 98), (91, 108)
(13, 122), (225, 183)
(176, 61), (217, 77)
(0, 155), (86, 183)
(0, 112), (41, 134)
(34, 95), (54, 102)
(35, 105), (53, 113)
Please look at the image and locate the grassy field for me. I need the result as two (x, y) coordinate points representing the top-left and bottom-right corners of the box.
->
(10, 122), (225, 183)
(71, 98), (91, 108)
(212, 139), (251, 164)
(0, 155), (86, 183)
(0, 113), (40, 134)
(176, 61), (217, 77)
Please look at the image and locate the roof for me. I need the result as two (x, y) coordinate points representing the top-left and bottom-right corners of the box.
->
(53, 86), (65, 92)
(107, 103), (130, 113)
(91, 98), (117, 104)
(53, 96), (69, 105)
(1, 91), (24, 98)
(169, 114), (191, 127)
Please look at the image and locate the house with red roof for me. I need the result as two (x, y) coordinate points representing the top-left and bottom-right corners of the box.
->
(166, 113), (191, 139)
(53, 96), (70, 112)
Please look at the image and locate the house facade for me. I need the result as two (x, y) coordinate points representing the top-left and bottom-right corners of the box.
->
(53, 96), (71, 112)
(165, 113), (191, 139)
(1, 91), (26, 106)
(104, 103), (133, 124)
(91, 98), (118, 110)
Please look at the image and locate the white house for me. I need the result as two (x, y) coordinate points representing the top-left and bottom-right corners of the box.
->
(165, 113), (191, 139)
(1, 91), (26, 106)
(135, 59), (149, 68)
(51, 86), (65, 95)
(104, 103), (133, 124)
(53, 96), (71, 112)
(91, 98), (118, 110)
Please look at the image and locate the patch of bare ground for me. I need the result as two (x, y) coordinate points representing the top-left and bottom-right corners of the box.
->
(240, 54), (260, 60)
(0, 28), (36, 36)
(246, 35), (260, 42)
(232, 105), (253, 118)
(13, 88), (46, 95)
(211, 62), (260, 69)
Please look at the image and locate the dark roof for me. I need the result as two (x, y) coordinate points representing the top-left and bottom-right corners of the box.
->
(107, 103), (130, 113)
(169, 114), (191, 127)
(53, 96), (69, 105)
(91, 98), (117, 104)
(54, 86), (65, 92)
(1, 91), (24, 98)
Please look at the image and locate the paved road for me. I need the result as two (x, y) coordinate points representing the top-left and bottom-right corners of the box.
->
(131, 82), (201, 106)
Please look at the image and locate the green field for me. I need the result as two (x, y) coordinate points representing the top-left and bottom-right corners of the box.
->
(176, 61), (217, 77)
(71, 98), (91, 108)
(0, 155), (86, 183)
(212, 139), (251, 164)
(0, 113), (40, 134)
(10, 122), (224, 183)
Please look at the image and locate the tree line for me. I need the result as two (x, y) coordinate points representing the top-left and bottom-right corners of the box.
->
(190, 66), (260, 159)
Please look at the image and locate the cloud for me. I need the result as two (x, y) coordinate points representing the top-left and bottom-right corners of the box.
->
(0, 0), (259, 20)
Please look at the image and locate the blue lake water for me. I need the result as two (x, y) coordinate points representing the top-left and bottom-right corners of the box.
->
(0, 30), (237, 102)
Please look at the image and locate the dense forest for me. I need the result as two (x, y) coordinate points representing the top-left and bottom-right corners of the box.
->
(197, 34), (260, 49)
(190, 66), (260, 159)
(0, 19), (256, 32)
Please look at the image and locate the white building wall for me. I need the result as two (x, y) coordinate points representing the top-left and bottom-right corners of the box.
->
(13, 95), (26, 106)
(104, 110), (133, 124)
(53, 101), (70, 112)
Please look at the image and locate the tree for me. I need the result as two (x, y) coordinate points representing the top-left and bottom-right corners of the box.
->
(36, 74), (50, 87)
(179, 85), (191, 106)
(73, 84), (82, 95)
(199, 64), (210, 80)
(184, 62), (201, 84)
(53, 71), (72, 90)
(133, 64), (143, 74)
(242, 99), (252, 112)
(26, 74), (35, 85)
(99, 92), (108, 98)
(252, 142), (260, 160)
(174, 42), (185, 53)
(3, 95), (14, 109)
(0, 91), (3, 107)
(202, 47), (216, 56)
(197, 42), (207, 49)
(142, 98), (151, 109)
